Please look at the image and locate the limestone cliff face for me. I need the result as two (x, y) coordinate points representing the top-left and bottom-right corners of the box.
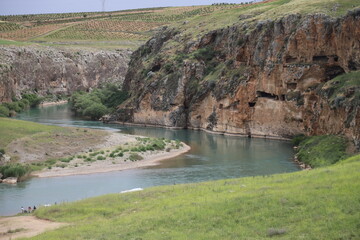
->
(0, 46), (131, 102)
(113, 10), (360, 148)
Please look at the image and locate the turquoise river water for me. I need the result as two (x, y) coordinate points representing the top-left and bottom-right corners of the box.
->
(0, 104), (299, 216)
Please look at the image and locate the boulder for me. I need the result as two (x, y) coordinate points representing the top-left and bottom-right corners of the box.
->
(2, 177), (18, 184)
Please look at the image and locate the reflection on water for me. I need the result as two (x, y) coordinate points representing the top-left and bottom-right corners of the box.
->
(0, 104), (298, 216)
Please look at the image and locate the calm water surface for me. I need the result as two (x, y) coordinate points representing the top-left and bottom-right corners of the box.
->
(0, 104), (299, 216)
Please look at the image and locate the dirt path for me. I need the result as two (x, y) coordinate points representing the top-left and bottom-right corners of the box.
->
(0, 216), (66, 240)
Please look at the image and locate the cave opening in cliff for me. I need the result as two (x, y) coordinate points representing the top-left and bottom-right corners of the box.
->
(248, 102), (256, 107)
(325, 65), (345, 80)
(313, 55), (329, 63)
(256, 91), (278, 100)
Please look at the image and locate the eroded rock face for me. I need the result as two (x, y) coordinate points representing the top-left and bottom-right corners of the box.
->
(114, 10), (360, 148)
(0, 46), (131, 102)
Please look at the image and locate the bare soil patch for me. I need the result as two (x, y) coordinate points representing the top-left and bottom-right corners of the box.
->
(0, 216), (66, 240)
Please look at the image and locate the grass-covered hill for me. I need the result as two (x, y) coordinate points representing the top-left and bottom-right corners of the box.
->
(30, 153), (360, 239)
(2, 0), (357, 49)
(0, 4), (242, 48)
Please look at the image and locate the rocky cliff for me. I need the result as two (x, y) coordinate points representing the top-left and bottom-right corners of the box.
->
(112, 8), (360, 148)
(0, 46), (131, 102)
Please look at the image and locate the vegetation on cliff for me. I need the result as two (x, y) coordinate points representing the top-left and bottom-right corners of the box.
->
(69, 83), (128, 120)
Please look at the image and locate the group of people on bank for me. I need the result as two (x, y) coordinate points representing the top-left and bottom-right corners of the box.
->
(21, 206), (36, 213)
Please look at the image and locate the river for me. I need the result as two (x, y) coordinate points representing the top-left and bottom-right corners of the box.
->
(0, 104), (299, 216)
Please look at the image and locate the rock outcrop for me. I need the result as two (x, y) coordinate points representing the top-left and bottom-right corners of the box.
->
(112, 10), (360, 148)
(0, 46), (131, 102)
(2, 177), (17, 184)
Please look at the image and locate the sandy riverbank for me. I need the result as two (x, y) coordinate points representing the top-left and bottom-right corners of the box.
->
(39, 100), (68, 107)
(32, 132), (191, 178)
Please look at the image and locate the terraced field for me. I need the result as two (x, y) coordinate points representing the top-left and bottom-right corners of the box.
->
(0, 23), (70, 41)
(0, 3), (249, 45)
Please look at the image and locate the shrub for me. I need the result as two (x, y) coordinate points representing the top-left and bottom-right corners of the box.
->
(151, 139), (166, 150)
(85, 157), (94, 162)
(117, 152), (124, 157)
(0, 148), (5, 154)
(129, 153), (143, 162)
(60, 157), (73, 163)
(22, 93), (43, 107)
(83, 102), (108, 120)
(69, 84), (129, 119)
(0, 164), (30, 178)
(45, 158), (57, 166)
(194, 47), (217, 61)
(97, 155), (106, 160)
(292, 134), (306, 146)
(3, 102), (22, 112)
(0, 105), (10, 117)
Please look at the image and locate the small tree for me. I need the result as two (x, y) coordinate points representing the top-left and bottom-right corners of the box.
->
(83, 102), (108, 120)
(0, 105), (9, 117)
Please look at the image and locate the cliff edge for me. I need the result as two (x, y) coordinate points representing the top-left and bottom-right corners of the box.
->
(112, 1), (360, 149)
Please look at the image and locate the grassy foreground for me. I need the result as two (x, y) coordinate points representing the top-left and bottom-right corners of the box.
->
(30, 154), (360, 239)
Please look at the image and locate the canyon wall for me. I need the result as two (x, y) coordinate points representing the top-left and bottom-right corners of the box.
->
(112, 10), (360, 148)
(0, 46), (131, 102)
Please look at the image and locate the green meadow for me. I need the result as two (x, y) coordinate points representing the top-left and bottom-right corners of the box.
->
(29, 153), (360, 240)
(0, 117), (60, 149)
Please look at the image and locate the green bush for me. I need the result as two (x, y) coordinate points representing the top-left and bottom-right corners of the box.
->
(45, 158), (57, 166)
(0, 105), (10, 117)
(129, 153), (143, 162)
(83, 102), (108, 120)
(60, 157), (72, 163)
(0, 163), (30, 178)
(194, 47), (217, 61)
(97, 155), (106, 160)
(292, 134), (306, 146)
(85, 157), (94, 162)
(22, 93), (43, 107)
(69, 84), (129, 119)
(3, 102), (22, 112)
(0, 148), (5, 154)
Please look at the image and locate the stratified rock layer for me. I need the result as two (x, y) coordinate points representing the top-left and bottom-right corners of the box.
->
(0, 46), (131, 102)
(113, 10), (360, 148)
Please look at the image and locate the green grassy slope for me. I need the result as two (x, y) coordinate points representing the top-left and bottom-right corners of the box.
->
(175, 0), (360, 37)
(31, 154), (360, 239)
(0, 117), (60, 149)
(1, 0), (357, 48)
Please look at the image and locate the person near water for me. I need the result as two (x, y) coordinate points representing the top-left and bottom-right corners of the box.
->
(21, 206), (24, 213)
(28, 206), (32, 212)
(33, 206), (37, 211)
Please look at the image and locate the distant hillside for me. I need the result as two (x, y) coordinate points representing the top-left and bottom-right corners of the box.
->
(0, 4), (248, 48)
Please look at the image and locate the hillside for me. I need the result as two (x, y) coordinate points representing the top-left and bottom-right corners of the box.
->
(0, 4), (244, 49)
(110, 0), (360, 149)
(28, 153), (360, 239)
